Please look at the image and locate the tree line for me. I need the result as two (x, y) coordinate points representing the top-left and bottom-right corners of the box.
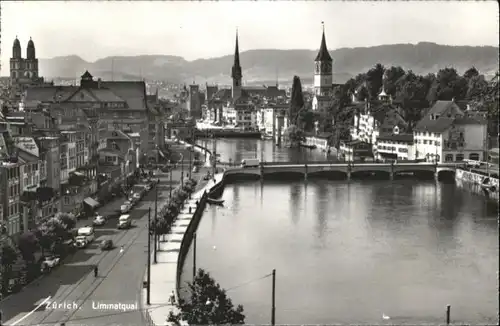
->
(286, 65), (499, 148)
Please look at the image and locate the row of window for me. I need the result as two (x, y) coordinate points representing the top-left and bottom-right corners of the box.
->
(9, 184), (21, 197)
(8, 203), (20, 217)
(444, 153), (480, 162)
(24, 174), (39, 188)
(7, 167), (21, 179)
(417, 139), (441, 146)
(415, 131), (441, 138)
(378, 145), (408, 153)
(5, 216), (21, 236)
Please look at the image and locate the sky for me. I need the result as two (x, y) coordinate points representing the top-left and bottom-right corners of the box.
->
(1, 1), (498, 75)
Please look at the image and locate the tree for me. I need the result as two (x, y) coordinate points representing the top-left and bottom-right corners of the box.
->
(17, 231), (39, 263)
(466, 74), (488, 100)
(289, 76), (304, 124)
(284, 125), (305, 147)
(1, 239), (19, 294)
(383, 66), (406, 96)
(168, 268), (245, 325)
(54, 212), (76, 232)
(366, 63), (385, 99)
(296, 110), (317, 132)
(1, 104), (8, 117)
(463, 66), (479, 80)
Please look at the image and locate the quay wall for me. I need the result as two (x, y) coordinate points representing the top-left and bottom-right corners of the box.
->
(456, 168), (499, 201)
(194, 129), (261, 138)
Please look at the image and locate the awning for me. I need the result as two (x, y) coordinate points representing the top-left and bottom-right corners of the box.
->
(83, 197), (100, 208)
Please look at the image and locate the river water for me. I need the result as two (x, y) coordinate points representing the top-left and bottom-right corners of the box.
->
(181, 139), (499, 325)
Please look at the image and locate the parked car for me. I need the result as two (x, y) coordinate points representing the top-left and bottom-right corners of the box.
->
(121, 201), (132, 213)
(92, 215), (106, 226)
(99, 239), (113, 250)
(144, 182), (153, 191)
(131, 192), (142, 201)
(41, 255), (60, 272)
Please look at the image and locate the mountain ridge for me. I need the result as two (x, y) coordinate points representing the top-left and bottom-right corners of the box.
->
(38, 42), (499, 85)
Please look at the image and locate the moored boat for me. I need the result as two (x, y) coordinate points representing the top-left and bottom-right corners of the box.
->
(207, 197), (225, 205)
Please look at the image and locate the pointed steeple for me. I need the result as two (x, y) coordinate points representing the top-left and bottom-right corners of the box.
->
(315, 22), (332, 62)
(234, 29), (240, 67)
(231, 29), (242, 81)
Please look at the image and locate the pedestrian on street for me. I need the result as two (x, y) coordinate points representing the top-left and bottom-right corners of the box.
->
(94, 265), (98, 277)
(169, 291), (176, 305)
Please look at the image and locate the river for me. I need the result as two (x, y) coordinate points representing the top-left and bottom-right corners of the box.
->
(180, 139), (499, 324)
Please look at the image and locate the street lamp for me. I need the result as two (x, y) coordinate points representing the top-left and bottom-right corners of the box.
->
(146, 207), (152, 305)
(188, 146), (193, 179)
(180, 153), (184, 187)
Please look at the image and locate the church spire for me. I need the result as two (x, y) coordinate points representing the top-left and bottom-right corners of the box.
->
(232, 29), (242, 80)
(234, 29), (240, 67)
(231, 28), (242, 85)
(315, 22), (332, 62)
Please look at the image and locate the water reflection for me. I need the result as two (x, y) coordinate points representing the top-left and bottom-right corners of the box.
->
(289, 183), (301, 225)
(182, 177), (498, 324)
(314, 181), (328, 241)
(199, 138), (336, 163)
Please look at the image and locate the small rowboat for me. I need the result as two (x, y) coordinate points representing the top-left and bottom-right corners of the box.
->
(207, 198), (224, 205)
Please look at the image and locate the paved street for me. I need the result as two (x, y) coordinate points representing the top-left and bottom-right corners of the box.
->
(1, 163), (210, 326)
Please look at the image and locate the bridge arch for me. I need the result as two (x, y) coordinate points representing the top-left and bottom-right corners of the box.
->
(436, 168), (456, 181)
(350, 170), (392, 180)
(308, 170), (349, 180)
(263, 170), (305, 180)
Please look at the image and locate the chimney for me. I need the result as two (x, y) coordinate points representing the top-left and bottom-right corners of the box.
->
(97, 78), (102, 89)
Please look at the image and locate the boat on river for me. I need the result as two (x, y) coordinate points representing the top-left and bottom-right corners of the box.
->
(207, 197), (224, 205)
(481, 177), (497, 193)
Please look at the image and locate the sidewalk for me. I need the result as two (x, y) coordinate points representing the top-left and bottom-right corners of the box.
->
(143, 173), (224, 326)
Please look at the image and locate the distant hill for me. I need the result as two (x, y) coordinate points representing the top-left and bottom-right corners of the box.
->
(38, 42), (499, 86)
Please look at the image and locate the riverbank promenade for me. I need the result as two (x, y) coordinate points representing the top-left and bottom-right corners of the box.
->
(143, 174), (223, 326)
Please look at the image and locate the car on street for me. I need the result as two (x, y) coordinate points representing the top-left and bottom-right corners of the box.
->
(99, 239), (113, 250)
(41, 255), (60, 272)
(131, 192), (142, 201)
(92, 214), (106, 226)
(75, 237), (89, 249)
(121, 201), (132, 213)
(117, 214), (132, 229)
(77, 226), (95, 243)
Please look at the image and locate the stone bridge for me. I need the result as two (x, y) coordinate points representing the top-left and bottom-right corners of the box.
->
(223, 162), (459, 180)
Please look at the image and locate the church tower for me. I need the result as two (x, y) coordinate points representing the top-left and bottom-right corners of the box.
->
(313, 23), (333, 97)
(10, 37), (23, 80)
(231, 30), (242, 99)
(25, 37), (39, 79)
